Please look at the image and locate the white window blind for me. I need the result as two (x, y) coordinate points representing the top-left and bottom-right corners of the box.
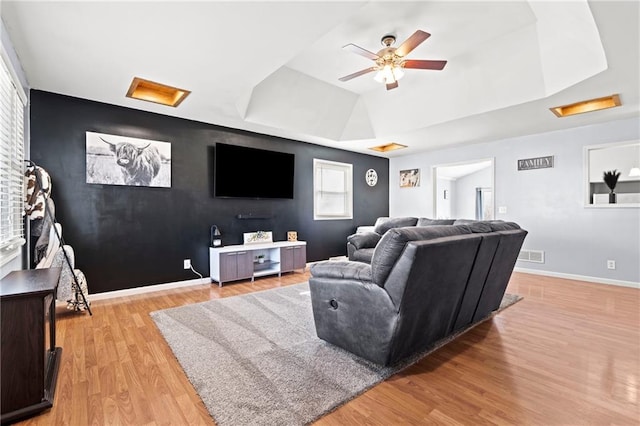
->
(0, 53), (26, 265)
(313, 159), (353, 220)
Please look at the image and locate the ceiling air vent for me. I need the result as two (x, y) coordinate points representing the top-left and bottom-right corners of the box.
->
(518, 249), (545, 263)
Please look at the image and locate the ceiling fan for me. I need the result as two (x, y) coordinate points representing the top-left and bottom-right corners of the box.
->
(339, 30), (447, 91)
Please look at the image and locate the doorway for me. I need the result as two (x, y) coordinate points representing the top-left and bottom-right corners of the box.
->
(432, 158), (495, 220)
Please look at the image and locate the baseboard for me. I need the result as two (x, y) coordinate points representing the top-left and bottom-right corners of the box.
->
(88, 277), (212, 301)
(72, 265), (640, 303)
(82, 262), (316, 302)
(514, 267), (640, 289)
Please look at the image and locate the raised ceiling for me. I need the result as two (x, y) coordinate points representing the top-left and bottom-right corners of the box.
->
(1, 1), (638, 157)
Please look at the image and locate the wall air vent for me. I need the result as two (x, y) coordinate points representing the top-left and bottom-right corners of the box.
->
(518, 249), (545, 263)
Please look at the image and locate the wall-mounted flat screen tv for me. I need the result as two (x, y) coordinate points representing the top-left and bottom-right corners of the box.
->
(214, 143), (295, 199)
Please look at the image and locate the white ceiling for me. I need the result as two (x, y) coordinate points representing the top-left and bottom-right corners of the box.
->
(1, 1), (638, 158)
(436, 159), (493, 180)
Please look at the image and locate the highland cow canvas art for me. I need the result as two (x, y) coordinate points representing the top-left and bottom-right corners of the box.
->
(399, 168), (420, 188)
(86, 131), (171, 187)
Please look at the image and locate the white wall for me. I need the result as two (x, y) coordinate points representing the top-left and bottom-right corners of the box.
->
(454, 166), (493, 220)
(588, 142), (640, 182)
(1, 17), (30, 279)
(435, 177), (453, 218)
(390, 117), (640, 285)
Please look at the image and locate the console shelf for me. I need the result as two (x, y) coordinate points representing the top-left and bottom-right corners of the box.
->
(209, 241), (306, 286)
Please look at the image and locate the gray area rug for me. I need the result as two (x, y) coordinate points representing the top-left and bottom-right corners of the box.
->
(150, 282), (521, 426)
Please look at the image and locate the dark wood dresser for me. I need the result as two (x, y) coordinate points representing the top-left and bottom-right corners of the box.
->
(1, 268), (62, 425)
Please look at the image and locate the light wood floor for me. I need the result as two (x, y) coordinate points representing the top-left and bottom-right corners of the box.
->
(15, 271), (639, 425)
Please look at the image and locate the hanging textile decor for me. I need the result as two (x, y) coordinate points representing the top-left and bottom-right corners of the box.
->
(24, 164), (52, 220)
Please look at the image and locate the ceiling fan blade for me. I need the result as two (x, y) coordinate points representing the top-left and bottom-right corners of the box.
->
(339, 67), (378, 82)
(395, 30), (431, 58)
(403, 59), (447, 70)
(343, 43), (379, 61)
(386, 81), (399, 90)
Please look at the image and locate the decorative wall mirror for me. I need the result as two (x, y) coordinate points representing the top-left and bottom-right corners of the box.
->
(432, 158), (495, 220)
(584, 140), (640, 207)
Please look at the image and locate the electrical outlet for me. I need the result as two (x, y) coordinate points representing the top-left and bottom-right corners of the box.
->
(498, 206), (507, 214)
(183, 259), (191, 269)
(607, 260), (616, 270)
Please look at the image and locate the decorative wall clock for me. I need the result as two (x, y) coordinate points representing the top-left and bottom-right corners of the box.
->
(365, 169), (378, 186)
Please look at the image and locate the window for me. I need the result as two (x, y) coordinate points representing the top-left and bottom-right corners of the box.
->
(0, 52), (26, 266)
(584, 140), (640, 207)
(313, 159), (353, 220)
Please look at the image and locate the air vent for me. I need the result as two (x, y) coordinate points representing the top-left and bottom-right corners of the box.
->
(518, 249), (545, 263)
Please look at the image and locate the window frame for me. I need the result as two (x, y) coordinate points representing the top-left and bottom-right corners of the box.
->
(0, 47), (27, 267)
(313, 158), (353, 221)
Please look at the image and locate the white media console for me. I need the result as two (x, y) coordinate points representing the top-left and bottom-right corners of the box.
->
(209, 240), (307, 286)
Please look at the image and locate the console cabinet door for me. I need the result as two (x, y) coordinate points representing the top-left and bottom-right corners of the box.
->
(293, 246), (306, 270)
(220, 251), (254, 282)
(220, 252), (240, 282)
(280, 246), (306, 272)
(280, 247), (294, 272)
(235, 251), (253, 280)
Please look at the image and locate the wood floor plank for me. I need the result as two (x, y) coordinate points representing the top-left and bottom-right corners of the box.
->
(13, 271), (639, 425)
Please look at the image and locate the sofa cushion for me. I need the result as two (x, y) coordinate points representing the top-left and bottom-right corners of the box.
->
(417, 217), (456, 226)
(374, 217), (418, 235)
(347, 232), (381, 250)
(488, 221), (521, 231)
(453, 219), (522, 232)
(371, 225), (472, 285)
(351, 247), (375, 263)
(453, 219), (493, 233)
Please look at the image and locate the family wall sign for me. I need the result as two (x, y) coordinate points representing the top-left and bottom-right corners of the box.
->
(517, 155), (554, 171)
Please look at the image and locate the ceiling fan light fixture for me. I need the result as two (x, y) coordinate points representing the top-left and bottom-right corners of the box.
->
(374, 64), (404, 84)
(339, 30), (444, 90)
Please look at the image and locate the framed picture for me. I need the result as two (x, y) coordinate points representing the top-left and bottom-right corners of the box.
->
(243, 231), (273, 244)
(86, 131), (171, 187)
(400, 168), (420, 188)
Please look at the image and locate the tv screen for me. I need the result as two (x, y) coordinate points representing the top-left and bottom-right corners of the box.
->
(214, 143), (295, 199)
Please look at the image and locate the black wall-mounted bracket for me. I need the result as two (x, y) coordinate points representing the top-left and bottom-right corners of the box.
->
(237, 214), (272, 220)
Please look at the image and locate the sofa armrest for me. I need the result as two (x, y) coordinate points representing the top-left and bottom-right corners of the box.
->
(346, 232), (381, 250)
(310, 260), (373, 283)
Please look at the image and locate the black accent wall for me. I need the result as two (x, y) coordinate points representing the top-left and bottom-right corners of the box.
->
(29, 91), (389, 293)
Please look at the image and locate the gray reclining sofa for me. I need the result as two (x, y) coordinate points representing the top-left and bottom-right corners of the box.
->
(309, 221), (527, 366)
(347, 217), (456, 263)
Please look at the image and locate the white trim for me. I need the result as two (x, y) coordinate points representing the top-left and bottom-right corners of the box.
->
(583, 139), (640, 208)
(83, 261), (313, 301)
(313, 158), (353, 221)
(0, 43), (27, 104)
(514, 267), (640, 289)
(584, 203), (640, 209)
(431, 157), (495, 219)
(88, 277), (211, 301)
(65, 264), (637, 304)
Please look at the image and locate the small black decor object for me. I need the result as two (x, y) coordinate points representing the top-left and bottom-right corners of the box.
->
(210, 225), (222, 247)
(603, 169), (621, 204)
